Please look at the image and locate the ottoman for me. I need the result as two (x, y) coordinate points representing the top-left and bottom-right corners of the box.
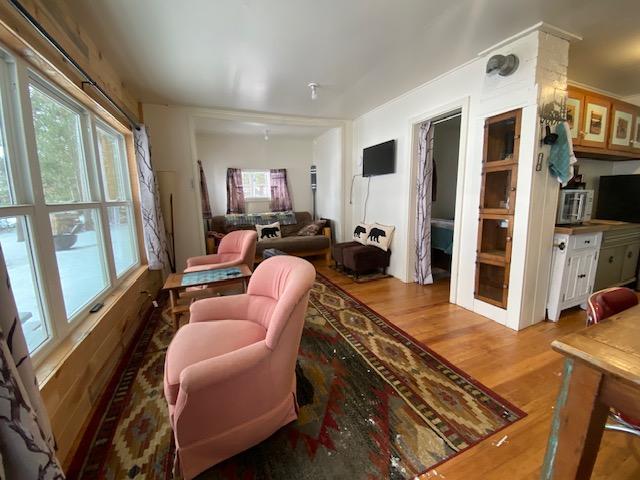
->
(332, 241), (361, 267)
(334, 242), (391, 279)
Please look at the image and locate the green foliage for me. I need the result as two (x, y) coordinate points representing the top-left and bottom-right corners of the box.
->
(30, 86), (84, 203)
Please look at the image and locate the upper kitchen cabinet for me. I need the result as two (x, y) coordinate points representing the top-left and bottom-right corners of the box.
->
(566, 85), (640, 160)
(608, 101), (636, 152)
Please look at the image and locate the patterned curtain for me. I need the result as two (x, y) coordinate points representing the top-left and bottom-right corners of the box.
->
(0, 244), (64, 479)
(134, 126), (170, 272)
(269, 169), (293, 212)
(415, 121), (434, 285)
(197, 160), (212, 218)
(226, 168), (246, 214)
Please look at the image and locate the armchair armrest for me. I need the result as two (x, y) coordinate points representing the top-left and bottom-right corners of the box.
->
(187, 253), (223, 268)
(189, 294), (252, 323)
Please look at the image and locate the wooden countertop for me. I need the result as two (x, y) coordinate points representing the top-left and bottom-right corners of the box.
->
(551, 303), (640, 387)
(554, 219), (640, 235)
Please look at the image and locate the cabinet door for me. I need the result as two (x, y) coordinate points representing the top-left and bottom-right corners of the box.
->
(563, 250), (597, 303)
(480, 165), (517, 214)
(566, 88), (585, 146)
(632, 108), (640, 154)
(581, 95), (611, 148)
(608, 102), (636, 152)
(621, 243), (640, 283)
(594, 245), (624, 291)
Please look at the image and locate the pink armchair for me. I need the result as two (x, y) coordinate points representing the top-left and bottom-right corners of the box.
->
(163, 255), (316, 479)
(185, 230), (257, 272)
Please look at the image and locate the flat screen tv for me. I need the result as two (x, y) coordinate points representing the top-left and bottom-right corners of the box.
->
(596, 175), (640, 223)
(363, 140), (395, 177)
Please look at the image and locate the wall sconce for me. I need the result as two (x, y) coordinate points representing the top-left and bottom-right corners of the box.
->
(486, 54), (519, 76)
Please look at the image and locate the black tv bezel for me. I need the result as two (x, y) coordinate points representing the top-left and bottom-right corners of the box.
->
(362, 139), (396, 177)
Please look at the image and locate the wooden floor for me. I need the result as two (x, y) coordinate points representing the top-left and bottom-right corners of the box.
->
(314, 262), (640, 479)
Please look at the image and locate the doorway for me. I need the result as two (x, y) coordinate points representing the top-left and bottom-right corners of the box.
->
(410, 110), (463, 297)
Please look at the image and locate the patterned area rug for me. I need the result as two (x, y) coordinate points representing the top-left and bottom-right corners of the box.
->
(74, 274), (525, 479)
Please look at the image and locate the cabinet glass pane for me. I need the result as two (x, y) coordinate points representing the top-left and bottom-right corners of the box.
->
(30, 85), (89, 204)
(50, 209), (108, 318)
(482, 170), (512, 210)
(486, 117), (517, 163)
(107, 206), (138, 276)
(97, 127), (127, 201)
(477, 263), (506, 304)
(0, 216), (49, 352)
(480, 218), (510, 257)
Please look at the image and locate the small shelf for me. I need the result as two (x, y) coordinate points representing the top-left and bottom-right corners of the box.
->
(475, 262), (509, 308)
(483, 110), (522, 168)
(478, 215), (513, 263)
(481, 165), (517, 214)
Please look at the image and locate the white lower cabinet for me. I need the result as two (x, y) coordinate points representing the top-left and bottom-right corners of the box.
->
(547, 231), (603, 321)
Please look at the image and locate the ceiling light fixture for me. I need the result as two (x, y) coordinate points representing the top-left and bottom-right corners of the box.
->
(308, 82), (319, 100)
(264, 129), (269, 141)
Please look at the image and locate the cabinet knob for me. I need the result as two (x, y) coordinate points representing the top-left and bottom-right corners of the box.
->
(609, 256), (615, 264)
(628, 251), (633, 259)
(578, 274), (586, 279)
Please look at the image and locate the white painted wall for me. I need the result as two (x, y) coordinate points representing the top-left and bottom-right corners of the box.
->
(313, 128), (343, 240)
(574, 159), (614, 208)
(196, 134), (314, 216)
(348, 29), (570, 330)
(613, 160), (640, 175)
(431, 117), (461, 220)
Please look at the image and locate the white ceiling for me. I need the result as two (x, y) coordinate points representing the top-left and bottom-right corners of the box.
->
(194, 117), (331, 138)
(67, 0), (640, 119)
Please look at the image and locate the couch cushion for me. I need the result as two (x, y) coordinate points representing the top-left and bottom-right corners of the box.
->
(255, 235), (329, 255)
(164, 320), (266, 405)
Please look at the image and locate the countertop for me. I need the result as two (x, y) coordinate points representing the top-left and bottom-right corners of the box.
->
(554, 219), (640, 235)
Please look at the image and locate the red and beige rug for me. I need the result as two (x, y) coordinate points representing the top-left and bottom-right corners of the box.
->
(72, 274), (525, 479)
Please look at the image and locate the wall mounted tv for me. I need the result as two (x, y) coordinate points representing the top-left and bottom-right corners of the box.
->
(363, 140), (395, 177)
(596, 174), (640, 223)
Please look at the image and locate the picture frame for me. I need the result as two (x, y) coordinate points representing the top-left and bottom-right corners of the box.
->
(583, 102), (608, 143)
(611, 109), (633, 146)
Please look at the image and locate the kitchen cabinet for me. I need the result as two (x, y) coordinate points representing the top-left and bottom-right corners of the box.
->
(593, 224), (640, 291)
(547, 231), (602, 322)
(566, 86), (640, 160)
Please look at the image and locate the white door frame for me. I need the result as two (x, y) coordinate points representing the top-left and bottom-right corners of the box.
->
(405, 96), (470, 304)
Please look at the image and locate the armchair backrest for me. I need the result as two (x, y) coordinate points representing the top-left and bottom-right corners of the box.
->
(219, 230), (257, 268)
(247, 255), (316, 349)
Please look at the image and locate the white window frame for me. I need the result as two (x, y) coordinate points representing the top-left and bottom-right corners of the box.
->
(241, 169), (271, 200)
(0, 47), (141, 365)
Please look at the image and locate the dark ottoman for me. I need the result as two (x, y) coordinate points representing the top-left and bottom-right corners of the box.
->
(332, 241), (361, 267)
(341, 244), (391, 279)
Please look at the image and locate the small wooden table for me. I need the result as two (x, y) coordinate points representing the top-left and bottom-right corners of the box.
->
(161, 265), (252, 331)
(541, 304), (640, 479)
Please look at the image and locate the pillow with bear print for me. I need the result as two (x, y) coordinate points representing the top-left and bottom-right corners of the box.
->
(256, 222), (282, 242)
(352, 223), (370, 245)
(366, 223), (394, 251)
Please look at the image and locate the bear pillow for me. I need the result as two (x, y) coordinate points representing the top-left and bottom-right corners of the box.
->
(256, 222), (281, 241)
(366, 223), (394, 251)
(352, 223), (370, 245)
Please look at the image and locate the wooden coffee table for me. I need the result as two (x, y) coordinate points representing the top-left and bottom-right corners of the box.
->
(161, 265), (252, 331)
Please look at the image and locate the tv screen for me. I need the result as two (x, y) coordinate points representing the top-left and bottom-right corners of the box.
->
(363, 140), (395, 177)
(596, 175), (640, 223)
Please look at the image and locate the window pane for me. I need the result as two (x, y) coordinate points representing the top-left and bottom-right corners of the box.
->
(97, 127), (126, 201)
(30, 85), (89, 204)
(50, 209), (108, 318)
(107, 206), (137, 276)
(0, 216), (48, 352)
(0, 96), (12, 206)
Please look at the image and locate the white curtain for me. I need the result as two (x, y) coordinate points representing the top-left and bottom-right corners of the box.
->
(134, 126), (170, 272)
(415, 121), (434, 285)
(0, 244), (64, 479)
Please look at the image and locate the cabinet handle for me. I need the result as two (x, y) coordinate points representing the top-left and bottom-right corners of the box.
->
(584, 240), (591, 244)
(578, 274), (586, 279)
(554, 242), (566, 250)
(609, 256), (615, 264)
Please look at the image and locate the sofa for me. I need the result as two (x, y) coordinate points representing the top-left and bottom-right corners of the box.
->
(206, 211), (332, 261)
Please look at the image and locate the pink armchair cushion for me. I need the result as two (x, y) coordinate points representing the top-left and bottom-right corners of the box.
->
(164, 320), (266, 405)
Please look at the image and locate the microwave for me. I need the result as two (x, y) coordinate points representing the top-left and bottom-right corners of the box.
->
(556, 189), (594, 225)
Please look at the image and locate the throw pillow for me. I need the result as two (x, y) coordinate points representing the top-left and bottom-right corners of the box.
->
(366, 223), (394, 251)
(297, 219), (326, 236)
(352, 223), (370, 245)
(256, 222), (282, 242)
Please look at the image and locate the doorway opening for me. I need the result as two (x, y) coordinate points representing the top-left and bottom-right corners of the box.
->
(411, 109), (462, 297)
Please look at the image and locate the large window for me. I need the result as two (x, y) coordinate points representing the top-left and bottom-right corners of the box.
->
(242, 170), (271, 199)
(0, 50), (140, 360)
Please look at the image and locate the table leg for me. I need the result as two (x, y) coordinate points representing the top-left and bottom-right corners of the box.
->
(541, 358), (609, 479)
(169, 289), (178, 331)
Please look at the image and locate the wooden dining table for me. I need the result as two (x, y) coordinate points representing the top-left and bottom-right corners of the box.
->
(541, 303), (640, 479)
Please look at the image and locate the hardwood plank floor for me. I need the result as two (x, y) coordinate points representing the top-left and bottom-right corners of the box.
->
(313, 262), (640, 479)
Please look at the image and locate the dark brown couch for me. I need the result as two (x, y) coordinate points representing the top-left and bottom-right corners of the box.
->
(207, 212), (332, 261)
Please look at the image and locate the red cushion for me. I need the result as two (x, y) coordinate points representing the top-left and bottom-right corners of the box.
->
(587, 287), (638, 325)
(164, 320), (266, 405)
